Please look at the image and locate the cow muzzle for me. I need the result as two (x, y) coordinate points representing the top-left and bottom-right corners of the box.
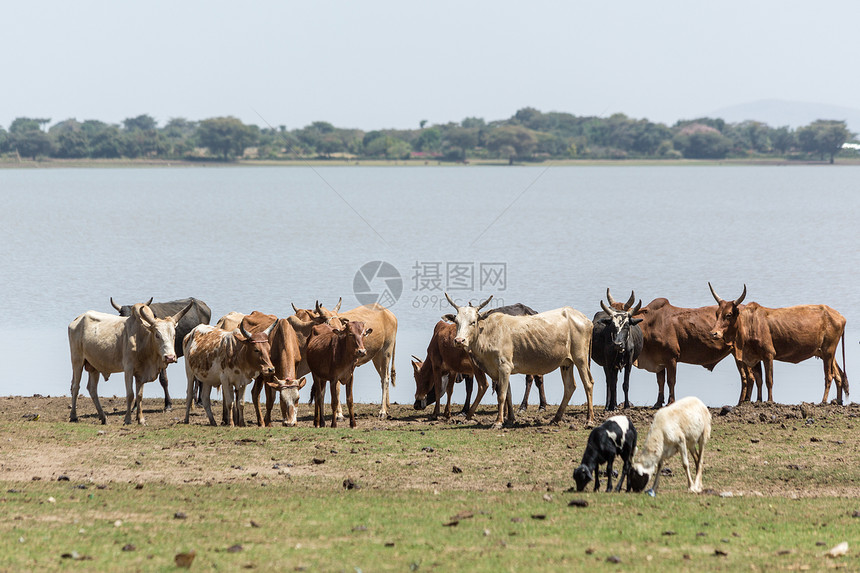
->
(454, 337), (466, 348)
(164, 355), (177, 365)
(356, 348), (367, 357)
(710, 331), (723, 340)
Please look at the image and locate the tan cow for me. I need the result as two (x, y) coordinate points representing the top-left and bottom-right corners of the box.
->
(445, 294), (596, 428)
(68, 302), (192, 424)
(183, 322), (276, 426)
(294, 299), (397, 419)
(708, 284), (848, 404)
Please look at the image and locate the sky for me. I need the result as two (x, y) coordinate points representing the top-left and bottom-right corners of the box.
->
(3, 1), (859, 131)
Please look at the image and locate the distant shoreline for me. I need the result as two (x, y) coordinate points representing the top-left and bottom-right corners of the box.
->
(2, 157), (858, 169)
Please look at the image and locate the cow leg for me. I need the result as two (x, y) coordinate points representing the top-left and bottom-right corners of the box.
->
(333, 380), (345, 421)
(372, 352), (392, 420)
(519, 375), (533, 412)
(493, 368), (513, 429)
(183, 366), (195, 423)
(678, 439), (696, 492)
(622, 365), (632, 409)
(159, 368), (172, 411)
(552, 365), (577, 426)
(69, 360), (85, 423)
(736, 361), (750, 405)
(577, 359), (596, 426)
(275, 385), (288, 426)
(535, 375), (547, 411)
(666, 362), (678, 405)
(444, 374), (454, 420)
(201, 385), (217, 426)
(432, 374), (444, 420)
(346, 374), (356, 428)
(86, 370), (107, 425)
(465, 371), (490, 421)
(605, 366), (617, 411)
(251, 376), (266, 427)
(235, 382), (247, 427)
(693, 435), (707, 492)
(123, 370), (135, 425)
(311, 377), (323, 428)
(330, 379), (339, 428)
(753, 362), (764, 402)
(653, 370), (666, 409)
(133, 376), (147, 425)
(833, 363), (847, 406)
(461, 375), (474, 415)
(222, 384), (235, 427)
(605, 458), (615, 492)
(764, 359), (775, 403)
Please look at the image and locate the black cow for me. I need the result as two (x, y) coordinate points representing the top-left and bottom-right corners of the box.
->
(111, 297), (212, 410)
(592, 290), (643, 411)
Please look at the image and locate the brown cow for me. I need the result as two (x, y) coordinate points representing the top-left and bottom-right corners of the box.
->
(708, 284), (848, 405)
(411, 320), (490, 420)
(183, 322), (276, 427)
(296, 299), (397, 419)
(216, 311), (307, 426)
(631, 297), (758, 407)
(305, 319), (372, 428)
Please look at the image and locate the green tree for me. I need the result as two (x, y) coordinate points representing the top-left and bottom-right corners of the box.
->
(442, 127), (479, 160)
(673, 124), (732, 159)
(197, 116), (257, 160)
(9, 117), (50, 134)
(486, 125), (538, 162)
(123, 114), (158, 132)
(11, 129), (53, 160)
(414, 128), (442, 152)
(770, 126), (795, 155)
(797, 120), (851, 163)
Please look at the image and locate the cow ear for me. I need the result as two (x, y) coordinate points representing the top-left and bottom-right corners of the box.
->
(442, 314), (456, 323)
(630, 317), (643, 325)
(296, 377), (307, 390)
(363, 327), (373, 336)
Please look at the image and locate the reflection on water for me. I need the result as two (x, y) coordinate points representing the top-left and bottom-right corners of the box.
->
(1, 166), (857, 410)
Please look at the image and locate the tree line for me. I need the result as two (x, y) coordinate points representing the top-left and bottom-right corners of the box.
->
(0, 108), (855, 164)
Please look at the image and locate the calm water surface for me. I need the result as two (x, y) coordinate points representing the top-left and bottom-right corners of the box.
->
(1, 165), (857, 412)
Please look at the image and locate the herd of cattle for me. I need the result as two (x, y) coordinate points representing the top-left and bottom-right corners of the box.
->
(66, 286), (849, 431)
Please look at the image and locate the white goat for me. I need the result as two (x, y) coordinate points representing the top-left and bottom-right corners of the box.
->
(629, 396), (711, 494)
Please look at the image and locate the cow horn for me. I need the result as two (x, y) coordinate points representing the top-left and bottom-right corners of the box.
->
(263, 321), (276, 337)
(287, 314), (313, 331)
(411, 355), (422, 362)
(445, 292), (460, 311)
(708, 282), (724, 303)
(333, 297), (342, 313)
(110, 297), (122, 312)
(138, 304), (157, 327)
(240, 323), (253, 339)
(600, 300), (614, 315)
(291, 303), (300, 314)
(171, 301), (194, 323)
(734, 284), (747, 306)
(476, 295), (493, 311)
(145, 297), (153, 306)
(606, 288), (617, 306)
(624, 291), (636, 310)
(629, 299), (642, 315)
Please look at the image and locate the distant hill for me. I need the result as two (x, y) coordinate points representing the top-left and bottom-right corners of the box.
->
(706, 99), (860, 135)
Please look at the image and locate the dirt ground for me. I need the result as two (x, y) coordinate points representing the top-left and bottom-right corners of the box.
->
(1, 395), (858, 498)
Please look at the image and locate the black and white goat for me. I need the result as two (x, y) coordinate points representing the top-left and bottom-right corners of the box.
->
(573, 415), (637, 492)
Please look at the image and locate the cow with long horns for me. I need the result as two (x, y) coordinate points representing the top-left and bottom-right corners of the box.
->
(69, 301), (193, 424)
(708, 283), (848, 405)
(444, 293), (596, 428)
(592, 289), (644, 411)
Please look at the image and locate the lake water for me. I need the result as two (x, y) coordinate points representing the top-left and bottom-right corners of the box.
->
(1, 165), (857, 414)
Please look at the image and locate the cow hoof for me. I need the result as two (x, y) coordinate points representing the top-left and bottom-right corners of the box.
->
(164, 403), (173, 412)
(378, 412), (388, 420)
(491, 422), (503, 430)
(70, 416), (78, 423)
(538, 405), (547, 412)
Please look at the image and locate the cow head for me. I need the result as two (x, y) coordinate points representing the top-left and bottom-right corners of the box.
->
(444, 293), (494, 349)
(134, 302), (193, 366)
(605, 289), (636, 312)
(332, 319), (371, 359)
(411, 355), (435, 410)
(239, 322), (277, 376)
(573, 464), (594, 492)
(628, 462), (652, 492)
(291, 298), (342, 321)
(599, 298), (643, 352)
(264, 376), (307, 426)
(708, 283), (746, 342)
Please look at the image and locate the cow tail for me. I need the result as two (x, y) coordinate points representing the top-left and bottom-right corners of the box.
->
(841, 329), (849, 396)
(389, 339), (397, 387)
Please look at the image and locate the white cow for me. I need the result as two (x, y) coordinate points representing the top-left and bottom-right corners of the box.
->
(68, 302), (192, 424)
(445, 294), (596, 428)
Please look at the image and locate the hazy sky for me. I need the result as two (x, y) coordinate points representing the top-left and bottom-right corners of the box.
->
(4, 1), (858, 131)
